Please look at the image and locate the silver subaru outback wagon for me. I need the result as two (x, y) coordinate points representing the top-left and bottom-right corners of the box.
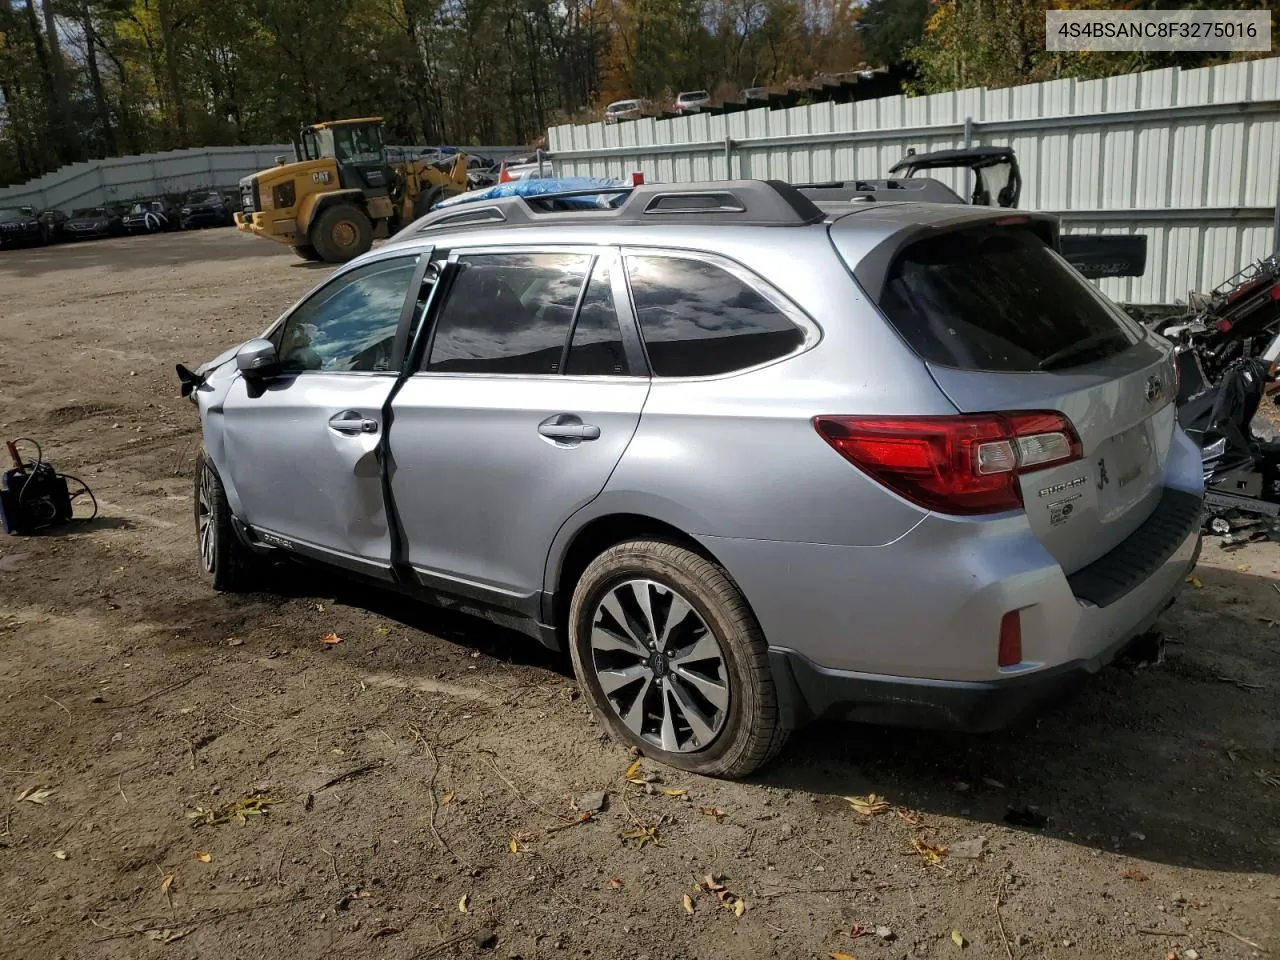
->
(182, 180), (1203, 778)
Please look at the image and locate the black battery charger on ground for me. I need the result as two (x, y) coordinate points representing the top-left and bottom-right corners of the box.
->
(0, 438), (97, 535)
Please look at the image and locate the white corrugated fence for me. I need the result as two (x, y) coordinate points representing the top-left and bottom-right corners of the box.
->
(547, 58), (1280, 306)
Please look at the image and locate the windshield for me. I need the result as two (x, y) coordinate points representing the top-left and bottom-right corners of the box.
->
(680, 91), (708, 101)
(607, 101), (637, 112)
(73, 207), (107, 218)
(0, 207), (28, 219)
(186, 192), (221, 204)
(876, 225), (1143, 373)
(331, 124), (383, 163)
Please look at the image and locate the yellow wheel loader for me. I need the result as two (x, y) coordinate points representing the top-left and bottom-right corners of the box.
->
(233, 117), (469, 263)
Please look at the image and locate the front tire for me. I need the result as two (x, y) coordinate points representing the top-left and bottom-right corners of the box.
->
(291, 243), (323, 262)
(194, 451), (261, 592)
(568, 539), (786, 779)
(310, 203), (372, 262)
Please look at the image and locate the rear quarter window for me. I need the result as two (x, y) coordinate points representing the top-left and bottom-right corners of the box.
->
(625, 254), (806, 377)
(876, 226), (1144, 372)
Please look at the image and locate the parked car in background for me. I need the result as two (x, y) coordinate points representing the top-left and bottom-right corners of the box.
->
(742, 86), (768, 101)
(181, 178), (1202, 779)
(38, 208), (69, 242)
(604, 99), (643, 124)
(180, 190), (233, 229)
(122, 199), (179, 234)
(63, 205), (127, 240)
(673, 90), (712, 114)
(0, 205), (48, 248)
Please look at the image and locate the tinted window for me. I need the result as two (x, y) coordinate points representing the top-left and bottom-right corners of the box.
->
(278, 257), (416, 373)
(425, 253), (589, 374)
(877, 226), (1143, 372)
(565, 260), (628, 376)
(626, 255), (804, 377)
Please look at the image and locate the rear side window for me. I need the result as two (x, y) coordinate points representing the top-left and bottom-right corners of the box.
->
(424, 253), (589, 374)
(877, 226), (1143, 372)
(625, 255), (804, 377)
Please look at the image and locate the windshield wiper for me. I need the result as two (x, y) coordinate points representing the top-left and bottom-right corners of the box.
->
(1038, 330), (1124, 371)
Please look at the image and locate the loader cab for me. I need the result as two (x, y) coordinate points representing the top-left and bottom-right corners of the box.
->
(890, 146), (1022, 209)
(299, 118), (392, 200)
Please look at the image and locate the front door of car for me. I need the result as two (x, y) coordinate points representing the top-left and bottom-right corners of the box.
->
(388, 247), (650, 612)
(219, 252), (426, 580)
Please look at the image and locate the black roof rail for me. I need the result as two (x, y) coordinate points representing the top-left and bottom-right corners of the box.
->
(793, 178), (966, 206)
(400, 179), (826, 239)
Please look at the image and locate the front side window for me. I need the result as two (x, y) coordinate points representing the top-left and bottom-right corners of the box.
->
(625, 254), (805, 377)
(277, 256), (416, 373)
(424, 253), (591, 374)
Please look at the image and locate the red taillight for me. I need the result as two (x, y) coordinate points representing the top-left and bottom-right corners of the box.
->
(1217, 318), (1233, 333)
(998, 610), (1023, 667)
(813, 411), (1082, 516)
(1269, 283), (1280, 301)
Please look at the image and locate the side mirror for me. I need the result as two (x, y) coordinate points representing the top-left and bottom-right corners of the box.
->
(235, 338), (280, 379)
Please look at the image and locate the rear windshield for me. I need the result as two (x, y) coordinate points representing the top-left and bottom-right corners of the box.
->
(876, 226), (1144, 372)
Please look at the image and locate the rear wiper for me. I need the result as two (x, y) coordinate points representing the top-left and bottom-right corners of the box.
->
(1038, 331), (1123, 371)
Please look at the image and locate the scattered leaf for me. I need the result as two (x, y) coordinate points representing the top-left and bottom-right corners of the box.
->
(697, 806), (726, 822)
(320, 632), (343, 645)
(226, 637), (244, 647)
(329, 748), (345, 756)
(910, 837), (949, 867)
(831, 954), (858, 960)
(458, 894), (469, 913)
(843, 794), (889, 816)
(440, 791), (454, 805)
(188, 794), (281, 827)
(951, 930), (966, 948)
(606, 876), (623, 889)
(53, 850), (67, 860)
(18, 786), (55, 805)
(1236, 563), (1251, 572)
(1121, 868), (1149, 882)
(733, 897), (746, 917)
(623, 758), (642, 781)
(895, 808), (925, 828)
(850, 923), (866, 938)
(147, 928), (193, 945)
(508, 837), (519, 854)
(1186, 574), (1203, 588)
(194, 852), (212, 863)
(618, 822), (661, 848)
(160, 874), (175, 895)
(682, 893), (694, 915)
(662, 788), (688, 797)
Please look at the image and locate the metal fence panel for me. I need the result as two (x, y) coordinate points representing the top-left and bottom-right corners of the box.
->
(547, 58), (1280, 305)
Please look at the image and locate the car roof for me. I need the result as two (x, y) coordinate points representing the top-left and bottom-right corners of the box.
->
(375, 178), (1057, 264)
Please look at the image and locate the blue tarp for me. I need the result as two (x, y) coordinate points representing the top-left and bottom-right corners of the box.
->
(432, 176), (629, 212)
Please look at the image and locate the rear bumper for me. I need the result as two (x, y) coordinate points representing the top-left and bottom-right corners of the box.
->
(704, 483), (1203, 733)
(770, 539), (1194, 733)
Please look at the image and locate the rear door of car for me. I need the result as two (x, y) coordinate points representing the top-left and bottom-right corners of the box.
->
(387, 246), (649, 610)
(834, 219), (1180, 575)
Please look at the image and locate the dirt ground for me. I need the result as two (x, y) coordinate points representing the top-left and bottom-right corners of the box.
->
(0, 230), (1277, 960)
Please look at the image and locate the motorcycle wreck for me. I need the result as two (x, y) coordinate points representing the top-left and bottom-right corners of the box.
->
(1152, 254), (1280, 544)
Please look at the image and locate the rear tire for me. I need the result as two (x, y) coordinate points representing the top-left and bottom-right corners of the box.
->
(567, 539), (787, 779)
(292, 243), (323, 262)
(310, 203), (372, 263)
(194, 451), (261, 592)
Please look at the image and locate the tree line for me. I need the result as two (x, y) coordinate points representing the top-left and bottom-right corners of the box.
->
(0, 0), (1271, 188)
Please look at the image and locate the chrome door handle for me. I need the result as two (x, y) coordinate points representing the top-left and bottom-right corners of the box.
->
(538, 414), (601, 442)
(328, 411), (378, 435)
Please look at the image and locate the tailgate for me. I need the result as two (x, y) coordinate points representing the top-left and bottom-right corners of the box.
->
(855, 219), (1178, 574)
(929, 345), (1176, 573)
